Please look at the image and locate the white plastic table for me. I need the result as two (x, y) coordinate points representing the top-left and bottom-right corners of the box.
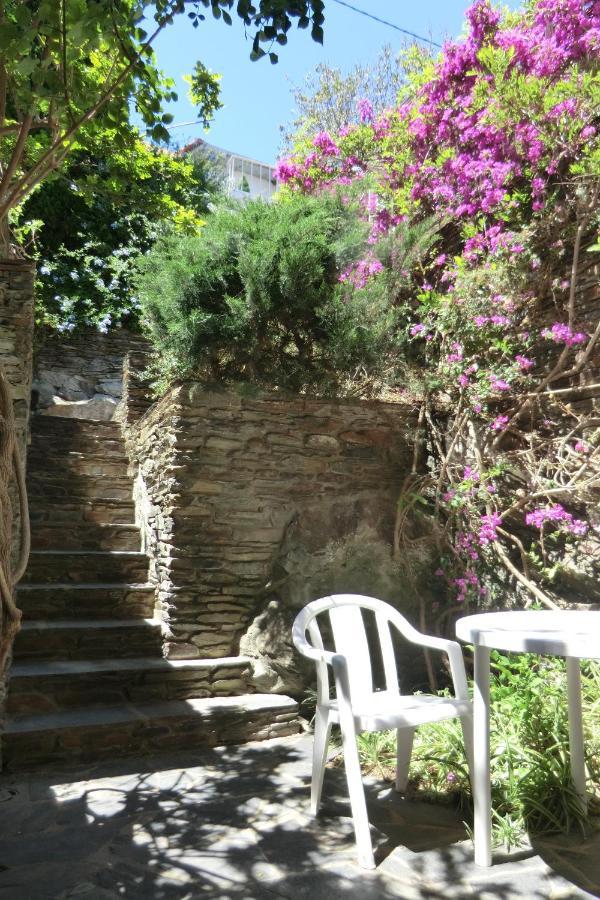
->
(456, 610), (600, 867)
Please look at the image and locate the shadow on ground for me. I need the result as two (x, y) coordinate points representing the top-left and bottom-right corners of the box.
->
(0, 734), (597, 899)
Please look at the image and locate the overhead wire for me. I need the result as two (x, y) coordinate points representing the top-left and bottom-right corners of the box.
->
(166, 2), (442, 131)
(330, 0), (442, 48)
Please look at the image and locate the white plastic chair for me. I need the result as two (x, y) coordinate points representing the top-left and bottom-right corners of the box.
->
(292, 593), (474, 869)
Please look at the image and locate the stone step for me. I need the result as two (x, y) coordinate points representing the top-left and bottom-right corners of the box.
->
(30, 418), (126, 457)
(23, 551), (149, 584)
(27, 451), (130, 478)
(31, 436), (128, 458)
(31, 416), (123, 440)
(27, 471), (133, 501)
(7, 656), (254, 716)
(16, 583), (156, 620)
(31, 522), (141, 552)
(29, 497), (136, 526)
(13, 618), (163, 662)
(2, 694), (301, 770)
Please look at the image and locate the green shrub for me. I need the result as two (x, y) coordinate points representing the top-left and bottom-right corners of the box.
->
(18, 131), (218, 334)
(337, 653), (600, 848)
(136, 193), (408, 395)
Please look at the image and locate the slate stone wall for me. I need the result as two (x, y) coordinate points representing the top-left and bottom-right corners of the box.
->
(0, 260), (35, 454)
(33, 328), (150, 418)
(125, 381), (416, 682)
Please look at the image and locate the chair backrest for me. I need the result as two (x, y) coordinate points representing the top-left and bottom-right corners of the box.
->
(293, 594), (408, 706)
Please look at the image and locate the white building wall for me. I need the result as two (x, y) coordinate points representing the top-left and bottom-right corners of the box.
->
(226, 155), (277, 201)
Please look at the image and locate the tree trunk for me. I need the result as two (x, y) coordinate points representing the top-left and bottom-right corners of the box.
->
(0, 214), (23, 261)
(0, 258), (34, 768)
(0, 366), (22, 672)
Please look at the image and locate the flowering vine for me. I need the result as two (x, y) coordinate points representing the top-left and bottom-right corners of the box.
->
(277, 0), (600, 621)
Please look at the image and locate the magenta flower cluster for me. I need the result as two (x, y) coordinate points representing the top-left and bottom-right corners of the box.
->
(525, 503), (588, 535)
(542, 323), (588, 346)
(277, 0), (598, 232)
(339, 255), (383, 288)
(357, 98), (374, 125)
(275, 0), (596, 608)
(478, 512), (503, 545)
(490, 414), (509, 431)
(453, 569), (485, 602)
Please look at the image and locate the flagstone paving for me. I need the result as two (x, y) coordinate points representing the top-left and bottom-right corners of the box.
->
(0, 733), (598, 899)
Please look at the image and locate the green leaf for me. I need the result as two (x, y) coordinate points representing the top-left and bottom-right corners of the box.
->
(0, 22), (19, 50)
(15, 57), (37, 77)
(151, 123), (171, 143)
(311, 23), (324, 44)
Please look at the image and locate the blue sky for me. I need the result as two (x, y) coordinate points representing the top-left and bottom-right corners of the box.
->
(151, 1), (520, 165)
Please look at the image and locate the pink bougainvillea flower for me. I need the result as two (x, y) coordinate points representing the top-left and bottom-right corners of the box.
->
(274, 158), (302, 183)
(542, 323), (588, 346)
(525, 504), (588, 536)
(489, 374), (511, 391)
(478, 512), (502, 546)
(491, 414), (509, 431)
(515, 354), (534, 370)
(453, 568), (481, 602)
(357, 97), (374, 124)
(339, 255), (383, 288)
(312, 131), (340, 156)
(548, 98), (578, 119)
(447, 342), (464, 363)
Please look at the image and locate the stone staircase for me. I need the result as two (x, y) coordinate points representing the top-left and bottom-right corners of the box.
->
(3, 416), (299, 770)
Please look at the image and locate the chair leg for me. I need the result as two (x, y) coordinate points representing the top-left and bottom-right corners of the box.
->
(311, 706), (332, 815)
(340, 724), (375, 869)
(460, 712), (475, 787)
(395, 726), (415, 793)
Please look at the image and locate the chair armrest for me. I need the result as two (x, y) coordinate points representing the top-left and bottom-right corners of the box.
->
(409, 633), (458, 654)
(387, 610), (470, 704)
(425, 638), (470, 706)
(294, 641), (337, 667)
(291, 617), (336, 666)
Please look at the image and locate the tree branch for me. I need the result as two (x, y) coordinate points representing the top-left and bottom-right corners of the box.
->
(0, 2), (5, 130)
(0, 112), (34, 200)
(0, 14), (170, 221)
(493, 541), (559, 610)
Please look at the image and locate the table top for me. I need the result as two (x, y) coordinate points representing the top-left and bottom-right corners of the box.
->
(455, 610), (600, 658)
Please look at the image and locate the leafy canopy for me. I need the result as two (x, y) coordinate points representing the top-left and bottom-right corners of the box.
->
(279, 45), (416, 152)
(18, 123), (220, 333)
(0, 0), (326, 252)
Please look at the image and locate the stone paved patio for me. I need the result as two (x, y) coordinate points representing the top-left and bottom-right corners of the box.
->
(0, 733), (598, 899)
